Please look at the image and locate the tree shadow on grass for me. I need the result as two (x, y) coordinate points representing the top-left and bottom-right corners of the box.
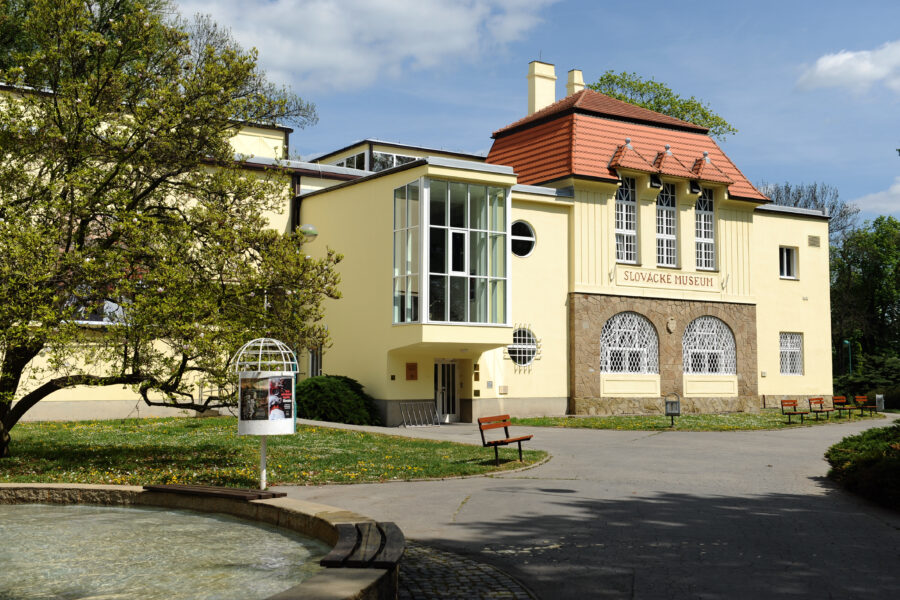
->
(432, 483), (900, 600)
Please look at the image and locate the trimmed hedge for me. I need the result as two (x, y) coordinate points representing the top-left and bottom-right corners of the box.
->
(295, 375), (382, 426)
(825, 423), (900, 510)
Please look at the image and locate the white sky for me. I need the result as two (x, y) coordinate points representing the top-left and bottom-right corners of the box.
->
(178, 0), (900, 221)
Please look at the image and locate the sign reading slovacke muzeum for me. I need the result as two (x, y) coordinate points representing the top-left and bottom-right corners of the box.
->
(616, 266), (720, 292)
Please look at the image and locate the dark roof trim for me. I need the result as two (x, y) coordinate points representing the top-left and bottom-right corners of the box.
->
(755, 204), (830, 220)
(538, 174), (620, 187)
(493, 105), (709, 140)
(297, 159), (427, 200)
(233, 157), (364, 181)
(512, 183), (574, 198)
(312, 139), (486, 163)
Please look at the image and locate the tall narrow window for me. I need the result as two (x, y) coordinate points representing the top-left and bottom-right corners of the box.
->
(695, 188), (715, 270)
(308, 346), (323, 377)
(779, 247), (797, 278)
(393, 181), (420, 323)
(656, 183), (677, 267)
(600, 312), (659, 374)
(682, 316), (735, 374)
(615, 177), (637, 264)
(427, 180), (507, 324)
(780, 333), (803, 375)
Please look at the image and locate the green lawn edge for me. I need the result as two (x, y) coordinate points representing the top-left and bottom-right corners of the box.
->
(512, 410), (885, 432)
(1, 416), (546, 488)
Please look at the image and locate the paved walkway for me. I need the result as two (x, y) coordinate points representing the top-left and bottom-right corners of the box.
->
(276, 415), (900, 599)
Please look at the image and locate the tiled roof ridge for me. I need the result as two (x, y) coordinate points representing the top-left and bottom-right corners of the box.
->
(609, 139), (656, 172)
(653, 145), (695, 179)
(493, 88), (709, 138)
(691, 152), (733, 184)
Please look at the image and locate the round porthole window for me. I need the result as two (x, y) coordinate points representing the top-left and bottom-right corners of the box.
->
(511, 221), (535, 257)
(508, 328), (537, 366)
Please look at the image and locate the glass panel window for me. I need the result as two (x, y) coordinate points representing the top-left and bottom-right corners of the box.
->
(308, 346), (323, 377)
(393, 180), (420, 323)
(427, 180), (508, 324)
(511, 221), (536, 257)
(615, 177), (637, 264)
(373, 152), (393, 172)
(600, 312), (658, 374)
(779, 247), (797, 278)
(656, 183), (677, 267)
(682, 316), (736, 374)
(695, 188), (715, 270)
(780, 332), (803, 375)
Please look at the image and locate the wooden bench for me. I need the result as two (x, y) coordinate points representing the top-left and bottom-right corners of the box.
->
(477, 414), (533, 466)
(854, 395), (877, 416)
(808, 397), (834, 420)
(832, 395), (854, 418)
(320, 521), (405, 570)
(780, 399), (808, 424)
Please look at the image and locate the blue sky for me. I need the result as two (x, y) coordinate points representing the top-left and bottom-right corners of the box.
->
(178, 0), (900, 222)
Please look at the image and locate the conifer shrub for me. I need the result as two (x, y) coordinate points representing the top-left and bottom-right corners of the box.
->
(825, 423), (900, 510)
(295, 376), (381, 425)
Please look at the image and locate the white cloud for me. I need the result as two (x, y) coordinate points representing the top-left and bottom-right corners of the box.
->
(175, 0), (557, 92)
(798, 40), (900, 92)
(851, 177), (900, 215)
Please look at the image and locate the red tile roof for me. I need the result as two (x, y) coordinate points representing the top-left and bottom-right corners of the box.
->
(487, 89), (767, 202)
(492, 89), (709, 138)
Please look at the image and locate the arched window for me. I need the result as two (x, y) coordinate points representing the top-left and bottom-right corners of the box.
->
(682, 316), (736, 374)
(600, 312), (658, 374)
(507, 328), (538, 366)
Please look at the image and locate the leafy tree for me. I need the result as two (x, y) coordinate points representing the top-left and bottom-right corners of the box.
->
(589, 70), (737, 140)
(757, 181), (858, 246)
(0, 0), (338, 457)
(830, 217), (900, 379)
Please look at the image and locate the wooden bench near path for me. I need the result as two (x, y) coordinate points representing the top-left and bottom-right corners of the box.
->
(478, 414), (533, 466)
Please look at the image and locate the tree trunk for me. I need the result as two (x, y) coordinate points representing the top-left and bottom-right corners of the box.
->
(0, 341), (43, 458)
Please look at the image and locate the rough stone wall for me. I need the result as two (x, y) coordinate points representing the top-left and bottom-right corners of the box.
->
(569, 293), (758, 414)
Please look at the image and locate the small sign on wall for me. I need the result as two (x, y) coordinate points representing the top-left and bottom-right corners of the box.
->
(406, 362), (418, 381)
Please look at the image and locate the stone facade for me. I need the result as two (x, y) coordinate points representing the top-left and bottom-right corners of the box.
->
(569, 293), (758, 414)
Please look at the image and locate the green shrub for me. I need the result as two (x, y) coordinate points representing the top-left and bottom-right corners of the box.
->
(295, 376), (380, 425)
(825, 423), (900, 510)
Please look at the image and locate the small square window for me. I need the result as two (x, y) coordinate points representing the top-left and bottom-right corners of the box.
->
(779, 247), (798, 279)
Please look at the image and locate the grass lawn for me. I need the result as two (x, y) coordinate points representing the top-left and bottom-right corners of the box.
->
(513, 409), (884, 431)
(1, 417), (545, 487)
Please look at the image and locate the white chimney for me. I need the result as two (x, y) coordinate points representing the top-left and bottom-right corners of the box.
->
(527, 61), (556, 115)
(567, 69), (584, 96)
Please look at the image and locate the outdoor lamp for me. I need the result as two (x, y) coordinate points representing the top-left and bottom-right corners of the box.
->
(298, 223), (318, 242)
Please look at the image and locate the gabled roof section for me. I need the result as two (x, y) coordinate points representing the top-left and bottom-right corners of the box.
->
(492, 89), (709, 139)
(486, 89), (768, 202)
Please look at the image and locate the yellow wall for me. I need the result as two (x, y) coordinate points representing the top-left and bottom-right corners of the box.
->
(753, 211), (832, 396)
(229, 126), (287, 160)
(567, 174), (758, 303)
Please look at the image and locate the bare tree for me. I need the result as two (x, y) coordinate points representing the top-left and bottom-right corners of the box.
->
(757, 182), (859, 246)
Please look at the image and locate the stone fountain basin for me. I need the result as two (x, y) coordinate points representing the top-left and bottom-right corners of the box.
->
(0, 483), (398, 600)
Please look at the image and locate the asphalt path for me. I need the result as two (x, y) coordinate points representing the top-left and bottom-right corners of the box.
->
(274, 415), (900, 599)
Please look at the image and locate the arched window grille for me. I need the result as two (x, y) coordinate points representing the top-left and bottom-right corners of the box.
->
(600, 312), (659, 374)
(682, 316), (736, 374)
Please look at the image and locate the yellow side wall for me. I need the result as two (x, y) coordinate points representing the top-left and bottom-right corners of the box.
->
(229, 126), (286, 160)
(753, 212), (832, 396)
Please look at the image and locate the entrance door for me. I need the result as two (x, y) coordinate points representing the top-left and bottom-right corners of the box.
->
(434, 360), (458, 423)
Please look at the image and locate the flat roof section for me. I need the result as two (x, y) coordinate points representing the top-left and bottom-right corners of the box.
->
(309, 139), (487, 163)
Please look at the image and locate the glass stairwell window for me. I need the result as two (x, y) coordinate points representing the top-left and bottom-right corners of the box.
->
(428, 179), (508, 324)
(393, 181), (420, 323)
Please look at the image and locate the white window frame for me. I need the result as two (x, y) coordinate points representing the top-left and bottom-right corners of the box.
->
(600, 312), (659, 374)
(615, 177), (638, 264)
(780, 332), (803, 375)
(656, 183), (677, 267)
(308, 346), (323, 377)
(695, 188), (715, 271)
(779, 246), (798, 279)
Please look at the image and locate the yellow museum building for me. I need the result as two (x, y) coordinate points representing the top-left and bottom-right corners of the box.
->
(23, 62), (833, 424)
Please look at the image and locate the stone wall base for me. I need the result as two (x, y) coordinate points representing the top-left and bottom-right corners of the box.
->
(760, 394), (836, 409)
(572, 396), (762, 416)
